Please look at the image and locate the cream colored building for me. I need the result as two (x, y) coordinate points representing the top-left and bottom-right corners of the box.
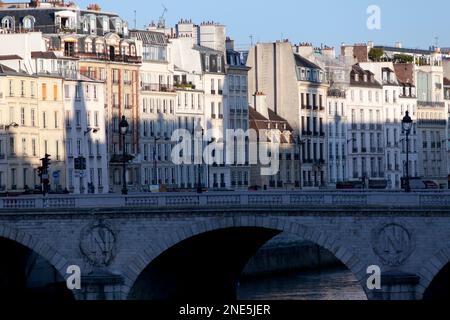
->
(0, 65), (65, 193)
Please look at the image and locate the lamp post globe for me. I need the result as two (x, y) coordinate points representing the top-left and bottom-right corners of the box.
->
(120, 116), (129, 195)
(402, 111), (413, 193)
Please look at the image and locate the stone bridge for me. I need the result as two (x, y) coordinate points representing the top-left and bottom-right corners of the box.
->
(0, 191), (450, 301)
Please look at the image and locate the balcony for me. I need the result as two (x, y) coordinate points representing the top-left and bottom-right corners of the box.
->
(418, 119), (446, 126)
(174, 82), (196, 90)
(141, 83), (175, 93)
(74, 52), (142, 64)
(327, 89), (346, 98)
(417, 101), (445, 108)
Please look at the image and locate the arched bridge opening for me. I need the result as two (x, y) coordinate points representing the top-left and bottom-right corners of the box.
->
(127, 225), (367, 301)
(0, 236), (74, 302)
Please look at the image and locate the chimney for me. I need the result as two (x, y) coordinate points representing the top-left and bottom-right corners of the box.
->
(297, 42), (314, 58)
(226, 37), (234, 51)
(254, 92), (269, 119)
(395, 41), (402, 49)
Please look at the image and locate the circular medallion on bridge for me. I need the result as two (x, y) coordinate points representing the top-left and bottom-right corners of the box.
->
(80, 221), (117, 267)
(372, 223), (415, 267)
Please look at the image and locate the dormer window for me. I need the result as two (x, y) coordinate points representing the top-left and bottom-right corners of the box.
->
(83, 19), (89, 32)
(1, 16), (14, 30)
(355, 74), (359, 82)
(123, 22), (129, 36)
(102, 17), (109, 33)
(205, 55), (210, 71)
(22, 16), (35, 30)
(217, 56), (222, 72)
(363, 74), (367, 82)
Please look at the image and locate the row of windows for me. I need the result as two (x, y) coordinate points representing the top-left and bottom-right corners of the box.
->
(64, 84), (99, 100)
(67, 139), (101, 157)
(1, 138), (61, 159)
(142, 98), (175, 114)
(68, 168), (104, 190)
(65, 110), (100, 128)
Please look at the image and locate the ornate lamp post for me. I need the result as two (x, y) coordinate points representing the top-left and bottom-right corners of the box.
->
(195, 124), (204, 194)
(120, 116), (129, 195)
(402, 111), (413, 193)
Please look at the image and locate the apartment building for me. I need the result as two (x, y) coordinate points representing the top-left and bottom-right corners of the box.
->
(131, 30), (177, 189)
(63, 77), (108, 194)
(0, 1), (142, 194)
(249, 93), (299, 189)
(0, 65), (44, 192)
(415, 50), (448, 187)
(347, 65), (385, 187)
(313, 48), (352, 187)
(226, 38), (250, 189)
(0, 69), (67, 193)
(247, 41), (328, 189)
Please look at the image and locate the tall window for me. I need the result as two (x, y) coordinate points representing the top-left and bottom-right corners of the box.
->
(42, 83), (47, 100)
(21, 108), (25, 126)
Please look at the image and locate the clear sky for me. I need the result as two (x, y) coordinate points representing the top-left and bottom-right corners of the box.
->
(76, 0), (449, 50)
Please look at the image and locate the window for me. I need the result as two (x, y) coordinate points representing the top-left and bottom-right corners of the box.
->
(77, 139), (82, 155)
(54, 111), (59, 128)
(9, 137), (15, 155)
(32, 139), (36, 157)
(94, 111), (99, 127)
(9, 80), (14, 96)
(30, 81), (35, 97)
(20, 81), (25, 97)
(98, 168), (103, 187)
(1, 16), (14, 29)
(76, 110), (81, 127)
(42, 83), (47, 100)
(22, 138), (27, 156)
(21, 108), (25, 126)
(42, 112), (47, 128)
(23, 16), (35, 29)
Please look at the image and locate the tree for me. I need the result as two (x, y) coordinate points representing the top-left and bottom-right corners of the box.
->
(393, 54), (414, 64)
(368, 48), (384, 62)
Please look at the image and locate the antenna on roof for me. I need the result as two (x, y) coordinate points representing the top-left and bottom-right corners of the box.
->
(134, 10), (137, 29)
(249, 35), (254, 47)
(159, 4), (168, 28)
(434, 36), (439, 48)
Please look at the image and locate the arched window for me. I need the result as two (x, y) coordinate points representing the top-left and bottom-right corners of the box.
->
(2, 16), (14, 29)
(22, 16), (35, 29)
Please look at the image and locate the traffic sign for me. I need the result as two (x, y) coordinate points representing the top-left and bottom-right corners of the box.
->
(53, 171), (60, 179)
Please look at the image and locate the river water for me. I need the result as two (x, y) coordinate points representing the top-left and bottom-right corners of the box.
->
(238, 267), (367, 300)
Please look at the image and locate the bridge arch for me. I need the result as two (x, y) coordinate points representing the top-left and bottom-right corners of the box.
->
(122, 216), (369, 300)
(0, 224), (71, 290)
(418, 245), (450, 299)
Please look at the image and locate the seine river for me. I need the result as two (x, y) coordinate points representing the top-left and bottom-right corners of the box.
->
(238, 267), (367, 300)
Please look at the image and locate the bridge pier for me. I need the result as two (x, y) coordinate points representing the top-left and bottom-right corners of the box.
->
(370, 272), (420, 300)
(77, 270), (124, 300)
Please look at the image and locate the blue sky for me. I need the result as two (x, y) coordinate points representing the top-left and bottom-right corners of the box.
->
(77, 0), (449, 50)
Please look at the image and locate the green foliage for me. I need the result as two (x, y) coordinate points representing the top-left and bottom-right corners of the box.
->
(393, 54), (414, 64)
(368, 48), (384, 61)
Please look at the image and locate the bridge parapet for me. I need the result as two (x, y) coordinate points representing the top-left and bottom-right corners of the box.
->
(0, 191), (449, 211)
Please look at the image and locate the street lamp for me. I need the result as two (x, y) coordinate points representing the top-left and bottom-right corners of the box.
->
(195, 124), (204, 194)
(402, 111), (413, 193)
(120, 116), (129, 195)
(295, 135), (306, 189)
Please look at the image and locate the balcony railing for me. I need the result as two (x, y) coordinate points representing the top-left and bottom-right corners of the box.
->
(141, 83), (175, 93)
(327, 89), (346, 98)
(417, 101), (445, 108)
